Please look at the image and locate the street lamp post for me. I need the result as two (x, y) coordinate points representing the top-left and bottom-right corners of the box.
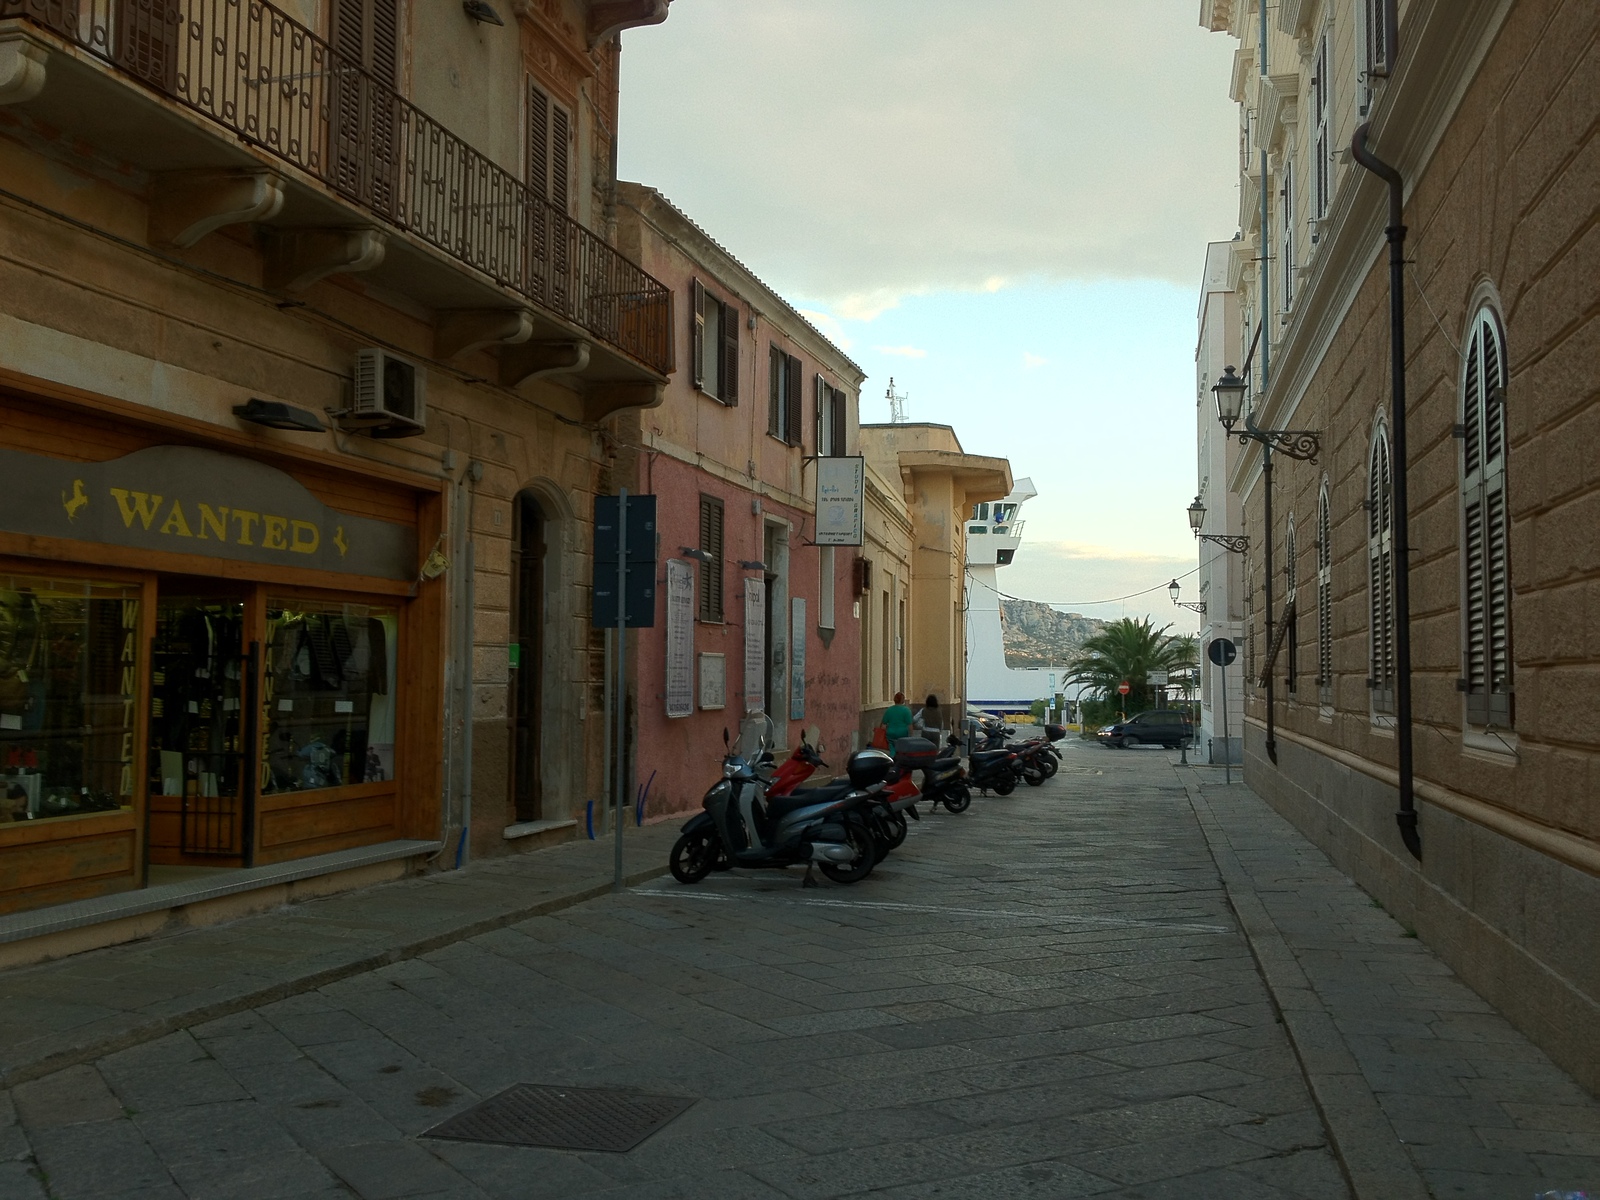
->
(1188, 495), (1250, 554)
(1211, 365), (1320, 766)
(1168, 579), (1207, 616)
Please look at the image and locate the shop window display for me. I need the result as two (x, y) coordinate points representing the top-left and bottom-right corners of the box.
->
(263, 600), (398, 794)
(0, 575), (140, 824)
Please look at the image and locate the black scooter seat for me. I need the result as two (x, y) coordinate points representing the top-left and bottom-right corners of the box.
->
(767, 784), (853, 818)
(929, 756), (960, 771)
(970, 750), (1014, 765)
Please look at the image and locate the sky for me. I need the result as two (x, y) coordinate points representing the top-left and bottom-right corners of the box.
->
(618, 0), (1241, 630)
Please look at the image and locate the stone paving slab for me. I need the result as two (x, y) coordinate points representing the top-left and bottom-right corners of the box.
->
(1179, 758), (1600, 1200)
(0, 824), (678, 1090)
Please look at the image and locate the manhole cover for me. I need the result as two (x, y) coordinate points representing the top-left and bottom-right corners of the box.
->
(422, 1083), (695, 1152)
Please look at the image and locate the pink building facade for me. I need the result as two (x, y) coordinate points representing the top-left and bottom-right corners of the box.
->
(614, 184), (865, 819)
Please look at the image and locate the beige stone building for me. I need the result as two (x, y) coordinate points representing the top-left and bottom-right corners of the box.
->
(0, 0), (674, 953)
(858, 423), (1010, 740)
(1202, 0), (1599, 1089)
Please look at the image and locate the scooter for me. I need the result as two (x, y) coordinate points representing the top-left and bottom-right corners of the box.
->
(669, 731), (880, 887)
(960, 734), (1022, 796)
(766, 741), (921, 863)
(882, 736), (971, 814)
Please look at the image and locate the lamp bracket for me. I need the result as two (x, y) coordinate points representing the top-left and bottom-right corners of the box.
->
(1197, 533), (1250, 554)
(1239, 426), (1321, 463)
(1174, 601), (1208, 615)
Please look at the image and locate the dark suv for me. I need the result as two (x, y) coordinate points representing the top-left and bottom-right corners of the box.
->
(1096, 710), (1194, 750)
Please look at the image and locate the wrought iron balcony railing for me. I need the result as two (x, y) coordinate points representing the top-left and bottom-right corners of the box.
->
(0, 0), (673, 376)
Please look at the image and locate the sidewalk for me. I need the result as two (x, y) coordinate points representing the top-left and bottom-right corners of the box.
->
(0, 823), (679, 1090)
(1176, 759), (1600, 1200)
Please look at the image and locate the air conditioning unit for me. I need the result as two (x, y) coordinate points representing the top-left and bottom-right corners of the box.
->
(343, 349), (426, 438)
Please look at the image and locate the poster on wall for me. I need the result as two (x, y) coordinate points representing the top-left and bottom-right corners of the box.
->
(815, 456), (865, 546)
(698, 653), (725, 710)
(664, 560), (694, 718)
(744, 578), (765, 715)
(789, 598), (806, 720)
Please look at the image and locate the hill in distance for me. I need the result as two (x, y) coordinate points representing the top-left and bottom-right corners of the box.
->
(1000, 599), (1107, 670)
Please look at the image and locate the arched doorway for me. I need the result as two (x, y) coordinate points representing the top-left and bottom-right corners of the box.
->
(509, 492), (547, 821)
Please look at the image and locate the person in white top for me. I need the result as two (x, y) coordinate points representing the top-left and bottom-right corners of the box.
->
(911, 694), (943, 743)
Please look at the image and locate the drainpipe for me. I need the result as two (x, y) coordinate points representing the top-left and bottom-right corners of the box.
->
(1351, 123), (1422, 861)
(1257, 0), (1276, 765)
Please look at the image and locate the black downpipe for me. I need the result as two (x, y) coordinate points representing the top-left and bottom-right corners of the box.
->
(1351, 123), (1422, 861)
(1262, 446), (1276, 764)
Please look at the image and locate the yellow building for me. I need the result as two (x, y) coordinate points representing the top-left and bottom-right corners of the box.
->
(0, 0), (673, 951)
(858, 423), (1010, 741)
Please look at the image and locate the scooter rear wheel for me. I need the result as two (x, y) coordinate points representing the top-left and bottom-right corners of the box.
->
(886, 812), (909, 849)
(942, 785), (971, 814)
(818, 822), (877, 884)
(993, 777), (1017, 796)
(1023, 766), (1045, 787)
(669, 830), (720, 884)
(1041, 757), (1059, 778)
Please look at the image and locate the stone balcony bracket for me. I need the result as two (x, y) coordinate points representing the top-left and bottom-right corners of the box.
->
(583, 381), (663, 425)
(499, 340), (590, 389)
(1261, 73), (1302, 151)
(0, 31), (48, 105)
(435, 308), (535, 360)
(150, 170), (286, 249)
(263, 227), (387, 293)
(587, 0), (669, 47)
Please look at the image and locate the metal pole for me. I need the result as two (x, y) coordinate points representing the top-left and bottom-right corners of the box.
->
(614, 487), (627, 892)
(1263, 446), (1276, 763)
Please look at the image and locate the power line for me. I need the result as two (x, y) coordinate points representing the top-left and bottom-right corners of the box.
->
(966, 559), (1211, 610)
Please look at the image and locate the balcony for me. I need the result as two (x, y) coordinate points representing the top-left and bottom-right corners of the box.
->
(0, 0), (673, 405)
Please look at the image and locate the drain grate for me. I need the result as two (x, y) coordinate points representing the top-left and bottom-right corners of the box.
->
(421, 1083), (695, 1153)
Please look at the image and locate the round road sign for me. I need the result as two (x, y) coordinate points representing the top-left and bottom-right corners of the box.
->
(1208, 638), (1238, 667)
(1117, 682), (1131, 695)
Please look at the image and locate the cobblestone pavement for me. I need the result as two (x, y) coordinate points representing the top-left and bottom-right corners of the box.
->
(2, 741), (1596, 1199)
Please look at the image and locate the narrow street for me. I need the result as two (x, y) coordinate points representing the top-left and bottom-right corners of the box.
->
(4, 743), (1595, 1199)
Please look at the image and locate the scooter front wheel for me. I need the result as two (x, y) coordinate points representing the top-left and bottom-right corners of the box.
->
(993, 777), (1017, 796)
(670, 830), (720, 884)
(1041, 757), (1059, 778)
(1023, 766), (1045, 787)
(818, 822), (877, 884)
(885, 812), (909, 849)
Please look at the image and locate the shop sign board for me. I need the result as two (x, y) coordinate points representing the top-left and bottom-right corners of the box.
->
(698, 652), (725, 710)
(815, 456), (865, 546)
(0, 445), (416, 580)
(744, 578), (765, 714)
(664, 559), (694, 718)
(789, 597), (806, 720)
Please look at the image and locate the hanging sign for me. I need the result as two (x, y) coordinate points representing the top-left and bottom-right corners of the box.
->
(789, 597), (806, 720)
(744, 577), (765, 715)
(0, 445), (415, 579)
(815, 456), (865, 546)
(664, 559), (694, 718)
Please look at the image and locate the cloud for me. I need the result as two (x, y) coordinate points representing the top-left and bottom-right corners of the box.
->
(1022, 352), (1048, 368)
(876, 345), (928, 359)
(619, 1), (1238, 303)
(796, 308), (853, 351)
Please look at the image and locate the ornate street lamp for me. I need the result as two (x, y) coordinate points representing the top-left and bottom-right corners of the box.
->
(1187, 494), (1249, 554)
(1210, 365), (1320, 765)
(1168, 579), (1206, 615)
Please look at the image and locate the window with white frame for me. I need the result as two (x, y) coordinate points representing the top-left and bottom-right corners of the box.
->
(1460, 306), (1513, 728)
(1357, 0), (1391, 115)
(1312, 31), (1332, 222)
(769, 346), (802, 445)
(1368, 422), (1396, 716)
(814, 376), (848, 457)
(1317, 481), (1333, 705)
(690, 280), (739, 404)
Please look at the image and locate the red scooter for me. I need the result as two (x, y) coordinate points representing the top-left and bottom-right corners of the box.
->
(765, 740), (920, 860)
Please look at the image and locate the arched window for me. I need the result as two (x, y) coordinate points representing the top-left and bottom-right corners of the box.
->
(1246, 557), (1258, 692)
(1368, 423), (1396, 716)
(1461, 306), (1512, 727)
(1317, 482), (1333, 706)
(1285, 515), (1299, 694)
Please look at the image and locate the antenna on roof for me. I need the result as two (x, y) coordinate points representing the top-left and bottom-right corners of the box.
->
(886, 377), (907, 424)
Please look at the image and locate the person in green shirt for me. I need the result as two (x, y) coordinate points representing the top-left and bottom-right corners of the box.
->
(882, 692), (914, 749)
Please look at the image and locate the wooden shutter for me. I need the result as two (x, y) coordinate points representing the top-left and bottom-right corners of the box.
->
(832, 386), (847, 458)
(698, 496), (724, 622)
(690, 280), (705, 392)
(1368, 432), (1395, 713)
(768, 347), (782, 437)
(814, 375), (826, 455)
(550, 104), (571, 215)
(329, 0), (399, 210)
(719, 300), (739, 404)
(1317, 486), (1332, 697)
(1285, 521), (1298, 692)
(1463, 309), (1512, 726)
(785, 355), (803, 446)
(527, 83), (551, 201)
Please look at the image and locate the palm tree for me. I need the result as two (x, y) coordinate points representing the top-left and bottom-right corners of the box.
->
(1066, 618), (1196, 713)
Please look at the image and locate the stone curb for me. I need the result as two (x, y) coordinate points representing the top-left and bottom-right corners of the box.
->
(0, 861), (669, 1090)
(1174, 765), (1432, 1200)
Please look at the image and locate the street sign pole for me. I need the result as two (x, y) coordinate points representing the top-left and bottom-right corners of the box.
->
(614, 488), (627, 893)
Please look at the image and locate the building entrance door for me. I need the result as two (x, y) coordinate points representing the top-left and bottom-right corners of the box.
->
(510, 494), (546, 821)
(147, 581), (260, 866)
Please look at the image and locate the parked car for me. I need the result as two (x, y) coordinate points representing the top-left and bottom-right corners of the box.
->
(1096, 710), (1194, 750)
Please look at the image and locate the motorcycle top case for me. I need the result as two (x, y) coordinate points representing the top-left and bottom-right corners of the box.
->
(891, 737), (939, 770)
(1044, 723), (1067, 742)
